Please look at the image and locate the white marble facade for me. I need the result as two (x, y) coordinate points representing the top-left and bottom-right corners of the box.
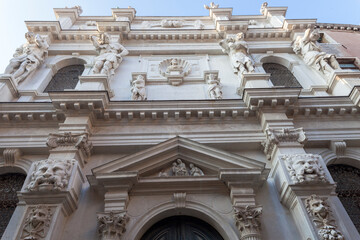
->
(1, 2), (360, 240)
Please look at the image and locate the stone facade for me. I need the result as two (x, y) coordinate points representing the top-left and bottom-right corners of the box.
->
(0, 2), (360, 240)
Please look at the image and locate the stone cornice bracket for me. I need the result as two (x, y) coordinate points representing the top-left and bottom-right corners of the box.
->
(47, 132), (93, 157)
(234, 205), (263, 240)
(262, 128), (307, 161)
(97, 211), (129, 240)
(173, 192), (186, 208)
(305, 195), (344, 240)
(330, 141), (346, 157)
(2, 148), (22, 166)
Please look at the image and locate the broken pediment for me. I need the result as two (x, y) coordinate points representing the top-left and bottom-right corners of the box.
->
(92, 136), (265, 176)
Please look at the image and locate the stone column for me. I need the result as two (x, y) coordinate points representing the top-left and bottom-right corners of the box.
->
(260, 111), (353, 239)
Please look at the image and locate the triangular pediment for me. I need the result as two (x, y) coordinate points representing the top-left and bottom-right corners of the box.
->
(92, 136), (265, 177)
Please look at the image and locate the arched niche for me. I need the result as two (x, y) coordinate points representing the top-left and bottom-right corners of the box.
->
(260, 56), (302, 87)
(128, 201), (238, 240)
(0, 172), (26, 237)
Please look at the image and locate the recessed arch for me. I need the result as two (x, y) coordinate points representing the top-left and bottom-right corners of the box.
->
(128, 200), (239, 240)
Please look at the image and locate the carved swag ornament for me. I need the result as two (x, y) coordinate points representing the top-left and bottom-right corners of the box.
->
(262, 128), (307, 160)
(47, 132), (93, 158)
(97, 211), (129, 240)
(26, 158), (76, 191)
(281, 154), (328, 184)
(234, 205), (263, 240)
(305, 195), (344, 240)
(20, 205), (52, 240)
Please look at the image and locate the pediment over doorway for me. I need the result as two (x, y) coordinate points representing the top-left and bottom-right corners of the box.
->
(92, 136), (266, 177)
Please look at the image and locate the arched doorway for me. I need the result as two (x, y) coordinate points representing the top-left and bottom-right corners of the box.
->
(141, 216), (224, 240)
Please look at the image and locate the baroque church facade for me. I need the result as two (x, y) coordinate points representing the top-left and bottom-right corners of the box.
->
(1, 2), (360, 240)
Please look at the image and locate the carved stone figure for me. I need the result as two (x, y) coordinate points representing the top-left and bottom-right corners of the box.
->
(260, 2), (268, 14)
(204, 2), (219, 9)
(234, 205), (263, 240)
(281, 154), (328, 184)
(207, 74), (223, 99)
(26, 158), (76, 191)
(21, 205), (52, 240)
(47, 132), (93, 158)
(305, 195), (344, 240)
(161, 19), (184, 28)
(189, 163), (204, 176)
(219, 33), (255, 75)
(91, 33), (129, 77)
(131, 75), (146, 100)
(172, 159), (189, 176)
(4, 32), (49, 84)
(293, 28), (340, 77)
(97, 211), (129, 240)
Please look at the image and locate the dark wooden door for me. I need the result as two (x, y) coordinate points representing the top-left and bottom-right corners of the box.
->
(141, 216), (224, 240)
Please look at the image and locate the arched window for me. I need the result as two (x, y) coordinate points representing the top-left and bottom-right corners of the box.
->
(263, 63), (301, 87)
(328, 164), (360, 233)
(44, 65), (85, 92)
(0, 173), (26, 237)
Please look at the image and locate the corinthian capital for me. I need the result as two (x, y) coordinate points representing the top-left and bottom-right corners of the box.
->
(46, 132), (93, 157)
(234, 205), (262, 240)
(97, 211), (129, 240)
(262, 128), (307, 160)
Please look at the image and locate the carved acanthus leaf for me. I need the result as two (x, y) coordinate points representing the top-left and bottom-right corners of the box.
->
(234, 205), (262, 240)
(97, 211), (129, 240)
(46, 132), (93, 157)
(305, 195), (344, 240)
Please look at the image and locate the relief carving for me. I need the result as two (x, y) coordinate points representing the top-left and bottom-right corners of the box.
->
(219, 33), (255, 76)
(158, 159), (204, 177)
(161, 19), (183, 28)
(293, 28), (340, 77)
(234, 205), (263, 240)
(159, 58), (191, 86)
(172, 159), (189, 176)
(281, 154), (328, 184)
(91, 32), (129, 77)
(305, 195), (344, 240)
(20, 205), (53, 240)
(4, 32), (49, 84)
(97, 211), (129, 240)
(207, 74), (223, 99)
(47, 132), (93, 158)
(26, 158), (76, 191)
(262, 128), (307, 160)
(131, 75), (146, 100)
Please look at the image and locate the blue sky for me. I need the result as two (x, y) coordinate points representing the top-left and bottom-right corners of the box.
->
(0, 0), (359, 72)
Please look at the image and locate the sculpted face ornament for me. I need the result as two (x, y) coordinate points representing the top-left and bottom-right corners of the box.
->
(282, 154), (327, 184)
(21, 205), (52, 240)
(305, 195), (344, 240)
(26, 159), (76, 191)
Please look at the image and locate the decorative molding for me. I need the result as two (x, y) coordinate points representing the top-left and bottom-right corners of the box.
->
(97, 211), (129, 240)
(3, 148), (22, 166)
(159, 58), (191, 86)
(26, 158), (76, 191)
(281, 154), (328, 184)
(262, 128), (307, 160)
(20, 205), (53, 240)
(47, 132), (93, 158)
(173, 192), (186, 208)
(330, 141), (346, 156)
(234, 205), (263, 240)
(305, 195), (344, 240)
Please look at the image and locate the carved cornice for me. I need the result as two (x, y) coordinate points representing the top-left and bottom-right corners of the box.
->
(97, 211), (129, 240)
(47, 132), (93, 158)
(234, 205), (262, 240)
(262, 128), (307, 160)
(305, 195), (344, 240)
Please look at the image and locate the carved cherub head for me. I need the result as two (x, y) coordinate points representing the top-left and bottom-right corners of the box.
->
(284, 154), (327, 184)
(26, 159), (75, 191)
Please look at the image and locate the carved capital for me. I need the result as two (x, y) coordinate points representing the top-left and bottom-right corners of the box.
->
(97, 211), (129, 240)
(262, 128), (307, 160)
(3, 148), (22, 165)
(305, 195), (344, 240)
(20, 205), (53, 240)
(234, 205), (262, 240)
(47, 132), (93, 158)
(281, 154), (328, 184)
